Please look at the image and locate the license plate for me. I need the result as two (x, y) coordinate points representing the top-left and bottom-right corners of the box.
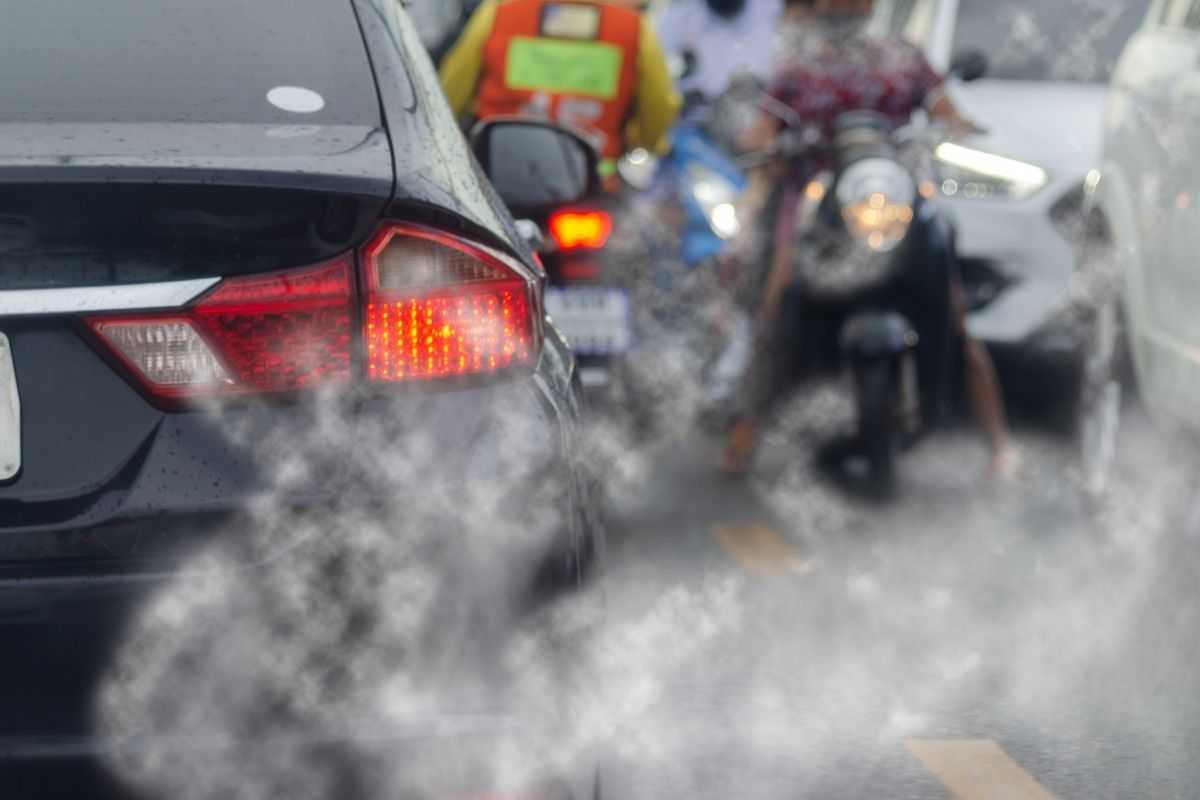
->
(544, 287), (633, 355)
(0, 333), (19, 481)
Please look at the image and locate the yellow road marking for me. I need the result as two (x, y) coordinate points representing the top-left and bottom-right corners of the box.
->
(907, 739), (1059, 800)
(712, 524), (814, 576)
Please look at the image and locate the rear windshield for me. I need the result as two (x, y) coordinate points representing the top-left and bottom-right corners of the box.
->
(0, 0), (380, 125)
(952, 0), (1149, 83)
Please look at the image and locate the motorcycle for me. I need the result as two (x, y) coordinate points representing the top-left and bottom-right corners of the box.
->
(753, 109), (961, 497)
(613, 78), (759, 421)
(526, 122), (746, 417)
(469, 120), (649, 408)
(620, 103), (747, 270)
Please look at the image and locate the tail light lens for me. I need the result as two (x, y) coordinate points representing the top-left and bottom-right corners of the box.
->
(548, 209), (612, 251)
(363, 224), (539, 382)
(88, 257), (353, 400)
(86, 224), (540, 403)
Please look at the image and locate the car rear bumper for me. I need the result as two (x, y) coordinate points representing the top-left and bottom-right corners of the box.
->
(0, 369), (596, 769)
(0, 724), (601, 800)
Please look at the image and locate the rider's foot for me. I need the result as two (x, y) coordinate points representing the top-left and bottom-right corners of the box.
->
(720, 419), (758, 476)
(989, 445), (1021, 482)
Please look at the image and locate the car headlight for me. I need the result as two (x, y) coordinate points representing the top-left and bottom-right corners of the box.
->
(934, 142), (1049, 201)
(686, 163), (742, 240)
(836, 158), (916, 253)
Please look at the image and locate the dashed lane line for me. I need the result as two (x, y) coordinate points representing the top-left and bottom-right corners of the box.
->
(712, 524), (815, 577)
(906, 739), (1059, 800)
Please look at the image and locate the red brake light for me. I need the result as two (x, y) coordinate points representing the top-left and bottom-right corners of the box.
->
(87, 257), (353, 400)
(362, 224), (539, 383)
(87, 224), (540, 402)
(548, 210), (612, 251)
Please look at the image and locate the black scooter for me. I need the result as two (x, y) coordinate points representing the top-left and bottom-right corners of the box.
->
(757, 110), (961, 498)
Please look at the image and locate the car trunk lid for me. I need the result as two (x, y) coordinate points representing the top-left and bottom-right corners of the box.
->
(0, 154), (390, 517)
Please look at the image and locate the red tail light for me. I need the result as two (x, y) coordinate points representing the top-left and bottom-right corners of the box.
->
(86, 224), (540, 403)
(362, 224), (539, 382)
(548, 209), (612, 251)
(88, 257), (353, 400)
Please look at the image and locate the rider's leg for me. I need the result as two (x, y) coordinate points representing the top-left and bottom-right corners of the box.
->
(721, 186), (802, 473)
(721, 275), (818, 473)
(952, 279), (1016, 475)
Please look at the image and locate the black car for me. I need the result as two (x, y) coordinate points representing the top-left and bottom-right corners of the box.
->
(0, 2), (603, 797)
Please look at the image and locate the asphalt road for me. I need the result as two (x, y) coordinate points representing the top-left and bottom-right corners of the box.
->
(4, 380), (1199, 800)
(592, 397), (1200, 799)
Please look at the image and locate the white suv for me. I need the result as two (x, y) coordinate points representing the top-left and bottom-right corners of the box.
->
(872, 0), (1148, 416)
(1093, 0), (1200, 434)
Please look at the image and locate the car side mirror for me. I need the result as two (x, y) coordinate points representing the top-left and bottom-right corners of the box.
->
(950, 49), (988, 83)
(470, 118), (600, 214)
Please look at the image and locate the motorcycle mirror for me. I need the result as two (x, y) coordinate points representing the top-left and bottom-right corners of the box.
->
(949, 49), (988, 83)
(470, 118), (601, 214)
(514, 219), (547, 254)
(617, 148), (659, 191)
(670, 49), (698, 82)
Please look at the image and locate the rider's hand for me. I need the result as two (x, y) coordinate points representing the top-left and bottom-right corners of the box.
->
(948, 115), (987, 140)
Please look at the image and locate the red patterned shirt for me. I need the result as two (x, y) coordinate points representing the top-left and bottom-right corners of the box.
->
(769, 28), (944, 136)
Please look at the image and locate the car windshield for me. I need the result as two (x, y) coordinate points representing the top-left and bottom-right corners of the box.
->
(0, 0), (381, 125)
(952, 0), (1149, 83)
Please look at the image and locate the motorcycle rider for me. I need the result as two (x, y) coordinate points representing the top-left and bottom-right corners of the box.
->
(722, 0), (1016, 478)
(654, 0), (784, 100)
(439, 0), (681, 175)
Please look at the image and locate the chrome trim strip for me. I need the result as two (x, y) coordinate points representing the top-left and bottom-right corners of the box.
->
(0, 333), (19, 481)
(0, 278), (219, 317)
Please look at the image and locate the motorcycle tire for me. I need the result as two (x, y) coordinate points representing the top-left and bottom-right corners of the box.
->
(855, 359), (900, 501)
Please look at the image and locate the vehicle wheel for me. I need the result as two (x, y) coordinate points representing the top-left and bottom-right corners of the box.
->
(1078, 294), (1132, 499)
(606, 355), (657, 438)
(855, 359), (900, 501)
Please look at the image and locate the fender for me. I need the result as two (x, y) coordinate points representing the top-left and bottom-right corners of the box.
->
(840, 311), (918, 363)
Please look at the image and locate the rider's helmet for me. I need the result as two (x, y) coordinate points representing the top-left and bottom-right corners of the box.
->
(704, 0), (748, 18)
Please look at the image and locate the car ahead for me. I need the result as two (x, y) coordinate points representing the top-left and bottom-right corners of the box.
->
(1085, 0), (1200, 489)
(871, 0), (1150, 418)
(0, 1), (602, 797)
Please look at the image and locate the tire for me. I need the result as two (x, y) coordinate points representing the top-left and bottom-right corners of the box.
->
(1078, 293), (1132, 500)
(855, 359), (900, 500)
(610, 355), (657, 438)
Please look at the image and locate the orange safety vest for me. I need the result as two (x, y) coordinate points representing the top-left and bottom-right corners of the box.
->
(474, 0), (641, 163)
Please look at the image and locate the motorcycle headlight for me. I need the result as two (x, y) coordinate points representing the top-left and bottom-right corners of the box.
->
(686, 163), (742, 240)
(934, 142), (1049, 201)
(836, 158), (916, 253)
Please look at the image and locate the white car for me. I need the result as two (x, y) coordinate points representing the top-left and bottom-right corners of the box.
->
(872, 0), (1149, 414)
(1091, 0), (1200, 445)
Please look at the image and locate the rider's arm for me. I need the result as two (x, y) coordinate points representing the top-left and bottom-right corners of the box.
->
(908, 44), (984, 137)
(627, 18), (682, 154)
(438, 0), (499, 120)
(926, 88), (984, 137)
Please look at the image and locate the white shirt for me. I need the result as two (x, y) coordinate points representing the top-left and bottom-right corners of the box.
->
(653, 0), (784, 98)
